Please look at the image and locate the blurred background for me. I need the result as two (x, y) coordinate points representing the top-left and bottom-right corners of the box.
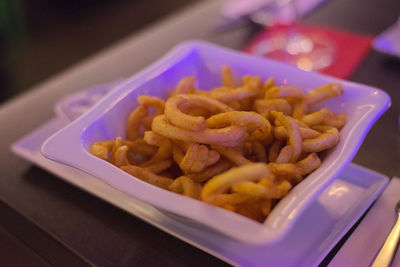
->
(0, 0), (199, 103)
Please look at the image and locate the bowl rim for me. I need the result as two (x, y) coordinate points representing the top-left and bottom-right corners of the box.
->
(41, 40), (391, 244)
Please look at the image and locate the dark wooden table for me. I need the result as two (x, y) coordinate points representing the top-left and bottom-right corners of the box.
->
(1, 0), (399, 266)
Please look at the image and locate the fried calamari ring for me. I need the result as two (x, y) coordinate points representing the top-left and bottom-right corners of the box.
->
(165, 94), (233, 131)
(141, 131), (172, 166)
(178, 101), (211, 117)
(253, 98), (292, 120)
(108, 137), (137, 166)
(292, 100), (307, 119)
(208, 88), (256, 103)
(127, 105), (147, 141)
(152, 115), (246, 147)
(305, 83), (344, 106)
(91, 137), (156, 164)
(126, 96), (166, 141)
(302, 126), (340, 153)
(140, 115), (156, 130)
(268, 162), (303, 184)
(302, 108), (346, 129)
(265, 85), (304, 99)
(201, 163), (273, 202)
(91, 140), (114, 160)
(168, 176), (202, 199)
(137, 95), (165, 114)
(211, 145), (251, 166)
(180, 143), (220, 173)
(256, 77), (275, 99)
(276, 145), (294, 163)
(110, 145), (131, 167)
(207, 76), (262, 103)
(144, 159), (173, 174)
(206, 111), (272, 142)
(271, 111), (302, 162)
(273, 125), (320, 140)
(222, 65), (237, 88)
(187, 158), (232, 183)
(175, 76), (197, 95)
(325, 113), (346, 129)
(121, 165), (173, 190)
(297, 153), (321, 175)
(231, 179), (291, 199)
(128, 138), (157, 156)
(242, 75), (262, 92)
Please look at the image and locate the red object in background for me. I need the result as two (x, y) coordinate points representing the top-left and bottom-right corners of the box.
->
(244, 23), (373, 79)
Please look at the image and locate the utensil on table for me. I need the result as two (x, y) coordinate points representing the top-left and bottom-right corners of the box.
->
(371, 200), (400, 267)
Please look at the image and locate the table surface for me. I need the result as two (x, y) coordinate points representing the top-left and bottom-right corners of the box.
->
(1, 0), (400, 266)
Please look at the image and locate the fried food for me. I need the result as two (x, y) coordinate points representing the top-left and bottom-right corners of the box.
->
(90, 66), (345, 223)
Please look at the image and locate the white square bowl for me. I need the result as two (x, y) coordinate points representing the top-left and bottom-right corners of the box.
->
(41, 41), (390, 245)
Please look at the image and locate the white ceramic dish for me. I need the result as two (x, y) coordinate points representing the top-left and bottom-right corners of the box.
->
(41, 41), (390, 245)
(11, 116), (389, 266)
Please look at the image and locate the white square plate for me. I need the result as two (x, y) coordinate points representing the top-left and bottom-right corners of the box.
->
(41, 41), (390, 245)
(11, 117), (389, 266)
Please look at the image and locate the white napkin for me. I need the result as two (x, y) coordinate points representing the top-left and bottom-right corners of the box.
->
(330, 177), (400, 266)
